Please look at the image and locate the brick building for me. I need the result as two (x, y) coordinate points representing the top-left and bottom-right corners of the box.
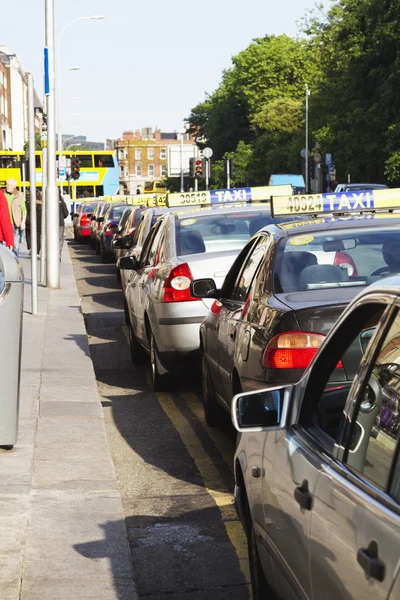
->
(113, 127), (195, 194)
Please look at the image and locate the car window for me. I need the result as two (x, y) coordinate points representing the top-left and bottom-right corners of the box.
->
(298, 302), (390, 452)
(345, 310), (400, 495)
(274, 227), (400, 293)
(147, 222), (166, 266)
(232, 235), (270, 302)
(110, 205), (127, 221)
(140, 222), (162, 268)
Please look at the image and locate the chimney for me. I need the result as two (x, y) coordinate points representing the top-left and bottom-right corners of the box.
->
(135, 129), (141, 140)
(122, 130), (134, 141)
(154, 128), (161, 141)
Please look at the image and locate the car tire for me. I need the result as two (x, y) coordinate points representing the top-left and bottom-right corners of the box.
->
(150, 331), (170, 392)
(129, 322), (145, 363)
(101, 245), (107, 263)
(123, 298), (130, 325)
(0, 445), (13, 451)
(95, 240), (100, 255)
(248, 517), (273, 599)
(202, 352), (226, 426)
(116, 268), (121, 283)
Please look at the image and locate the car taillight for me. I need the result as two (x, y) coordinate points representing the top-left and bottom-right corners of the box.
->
(163, 263), (201, 303)
(129, 227), (136, 236)
(262, 331), (343, 370)
(334, 251), (358, 277)
(80, 215), (90, 226)
(106, 222), (118, 236)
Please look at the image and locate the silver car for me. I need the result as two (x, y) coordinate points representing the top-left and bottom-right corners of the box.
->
(121, 204), (279, 389)
(232, 276), (400, 600)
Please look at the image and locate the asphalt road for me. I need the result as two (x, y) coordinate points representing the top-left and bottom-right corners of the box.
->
(69, 236), (251, 600)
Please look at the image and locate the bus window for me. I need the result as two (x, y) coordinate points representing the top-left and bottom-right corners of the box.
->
(75, 155), (93, 168)
(0, 155), (19, 168)
(94, 155), (114, 168)
(35, 155), (41, 168)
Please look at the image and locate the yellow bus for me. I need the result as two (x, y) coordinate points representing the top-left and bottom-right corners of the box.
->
(143, 180), (167, 194)
(0, 150), (119, 198)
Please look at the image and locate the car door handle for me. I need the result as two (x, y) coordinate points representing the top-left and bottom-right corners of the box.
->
(294, 480), (312, 511)
(357, 542), (385, 582)
(230, 327), (236, 341)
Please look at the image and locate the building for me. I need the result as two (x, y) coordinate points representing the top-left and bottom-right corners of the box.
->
(0, 52), (11, 150)
(114, 127), (196, 194)
(0, 48), (29, 151)
(56, 134), (105, 151)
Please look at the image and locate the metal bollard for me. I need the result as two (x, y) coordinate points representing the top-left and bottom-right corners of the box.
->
(0, 246), (24, 449)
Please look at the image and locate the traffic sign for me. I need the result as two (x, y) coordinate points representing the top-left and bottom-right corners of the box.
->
(300, 148), (310, 159)
(202, 147), (213, 159)
(59, 155), (67, 168)
(59, 167), (66, 180)
(329, 164), (336, 173)
(325, 153), (333, 166)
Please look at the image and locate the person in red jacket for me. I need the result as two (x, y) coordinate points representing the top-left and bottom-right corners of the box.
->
(0, 188), (13, 248)
(0, 188), (14, 291)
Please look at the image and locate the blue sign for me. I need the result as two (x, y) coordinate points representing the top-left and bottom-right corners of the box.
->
(59, 167), (66, 179)
(210, 187), (252, 204)
(44, 48), (50, 95)
(329, 164), (336, 174)
(325, 153), (332, 166)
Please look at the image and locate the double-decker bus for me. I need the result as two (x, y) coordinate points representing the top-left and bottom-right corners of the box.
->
(0, 150), (119, 198)
(143, 180), (167, 194)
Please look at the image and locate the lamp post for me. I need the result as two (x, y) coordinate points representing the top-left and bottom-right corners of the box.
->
(65, 142), (81, 151)
(57, 15), (105, 153)
(305, 84), (310, 193)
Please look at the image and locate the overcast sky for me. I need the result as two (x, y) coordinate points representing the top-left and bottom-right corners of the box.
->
(4, 0), (321, 143)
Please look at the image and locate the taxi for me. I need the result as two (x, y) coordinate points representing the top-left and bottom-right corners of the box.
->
(119, 185), (300, 390)
(232, 276), (400, 600)
(73, 199), (98, 242)
(191, 188), (400, 425)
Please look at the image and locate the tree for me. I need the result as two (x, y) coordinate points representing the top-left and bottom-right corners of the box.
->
(24, 133), (42, 152)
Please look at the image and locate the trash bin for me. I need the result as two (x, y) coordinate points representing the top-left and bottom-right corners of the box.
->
(0, 245), (24, 450)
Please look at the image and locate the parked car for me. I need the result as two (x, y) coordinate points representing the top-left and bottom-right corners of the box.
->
(335, 183), (388, 192)
(74, 201), (98, 243)
(98, 203), (128, 263)
(92, 202), (110, 253)
(233, 275), (400, 600)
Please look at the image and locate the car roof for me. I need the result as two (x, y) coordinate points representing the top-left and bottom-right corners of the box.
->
(361, 274), (400, 297)
(260, 213), (400, 237)
(171, 202), (272, 219)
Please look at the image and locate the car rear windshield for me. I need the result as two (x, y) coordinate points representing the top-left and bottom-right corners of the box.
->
(274, 227), (400, 293)
(81, 203), (97, 213)
(175, 210), (303, 256)
(110, 205), (127, 221)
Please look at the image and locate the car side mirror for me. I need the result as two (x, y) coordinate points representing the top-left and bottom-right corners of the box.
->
(91, 215), (96, 221)
(96, 216), (105, 223)
(119, 255), (138, 271)
(190, 278), (219, 299)
(232, 386), (291, 433)
(112, 235), (133, 250)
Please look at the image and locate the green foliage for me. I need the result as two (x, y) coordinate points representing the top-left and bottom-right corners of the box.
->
(188, 0), (400, 187)
(24, 133), (42, 152)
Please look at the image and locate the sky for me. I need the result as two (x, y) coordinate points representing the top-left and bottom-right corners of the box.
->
(4, 0), (321, 144)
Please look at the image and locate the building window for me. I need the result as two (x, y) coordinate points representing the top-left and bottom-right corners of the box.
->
(124, 149), (128, 160)
(160, 148), (166, 160)
(136, 164), (142, 176)
(124, 167), (129, 178)
(160, 165), (167, 177)
(119, 166), (124, 178)
(135, 149), (141, 160)
(148, 148), (154, 160)
(118, 149), (124, 160)
(148, 164), (154, 177)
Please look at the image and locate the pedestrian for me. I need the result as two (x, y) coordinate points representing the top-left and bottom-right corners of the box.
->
(0, 187), (14, 291)
(26, 191), (42, 256)
(5, 178), (26, 256)
(136, 186), (141, 195)
(59, 189), (69, 261)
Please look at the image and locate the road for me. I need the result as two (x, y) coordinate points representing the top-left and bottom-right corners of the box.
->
(69, 237), (251, 600)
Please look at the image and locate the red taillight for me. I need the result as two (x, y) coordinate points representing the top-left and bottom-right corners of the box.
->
(80, 214), (91, 226)
(129, 227), (136, 236)
(211, 300), (224, 315)
(262, 331), (343, 370)
(106, 222), (118, 236)
(334, 251), (358, 277)
(163, 263), (201, 303)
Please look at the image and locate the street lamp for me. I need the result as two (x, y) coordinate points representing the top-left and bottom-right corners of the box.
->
(65, 142), (81, 151)
(57, 14), (105, 154)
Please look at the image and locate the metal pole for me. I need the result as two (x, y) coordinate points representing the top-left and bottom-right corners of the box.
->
(226, 158), (230, 189)
(41, 145), (47, 284)
(205, 159), (209, 191)
(194, 146), (198, 192)
(305, 84), (309, 194)
(21, 161), (26, 201)
(28, 74), (38, 315)
(45, 0), (60, 288)
(180, 133), (184, 192)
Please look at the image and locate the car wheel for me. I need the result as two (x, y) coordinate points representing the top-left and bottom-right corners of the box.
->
(116, 268), (121, 283)
(101, 245), (107, 263)
(0, 445), (13, 451)
(129, 322), (145, 363)
(95, 240), (100, 255)
(123, 298), (130, 325)
(202, 351), (226, 426)
(150, 331), (170, 392)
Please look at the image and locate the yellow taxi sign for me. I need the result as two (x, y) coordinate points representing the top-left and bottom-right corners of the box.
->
(270, 188), (400, 218)
(166, 185), (292, 208)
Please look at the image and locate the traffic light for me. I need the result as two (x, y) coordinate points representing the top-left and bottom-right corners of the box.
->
(229, 158), (236, 178)
(195, 158), (203, 179)
(71, 158), (80, 180)
(189, 157), (196, 177)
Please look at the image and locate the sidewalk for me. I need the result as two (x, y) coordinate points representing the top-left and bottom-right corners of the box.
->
(0, 240), (138, 600)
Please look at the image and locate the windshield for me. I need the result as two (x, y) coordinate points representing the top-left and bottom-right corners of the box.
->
(110, 205), (127, 221)
(175, 211), (304, 256)
(81, 203), (97, 213)
(274, 227), (400, 293)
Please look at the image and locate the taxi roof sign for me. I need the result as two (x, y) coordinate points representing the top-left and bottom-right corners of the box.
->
(166, 185), (292, 208)
(270, 188), (400, 218)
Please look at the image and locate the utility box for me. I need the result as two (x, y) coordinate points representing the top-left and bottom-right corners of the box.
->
(0, 246), (24, 449)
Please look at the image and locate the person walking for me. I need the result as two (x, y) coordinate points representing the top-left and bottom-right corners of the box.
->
(5, 178), (26, 256)
(59, 189), (69, 261)
(26, 192), (42, 256)
(0, 187), (14, 291)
